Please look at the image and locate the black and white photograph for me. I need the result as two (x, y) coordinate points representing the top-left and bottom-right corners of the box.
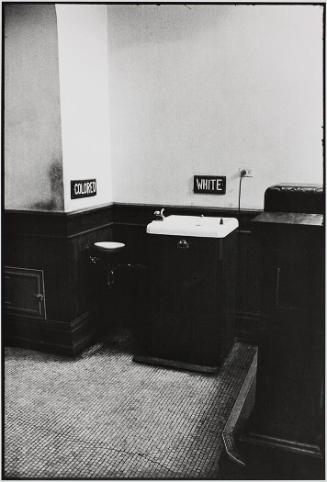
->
(2, 1), (325, 480)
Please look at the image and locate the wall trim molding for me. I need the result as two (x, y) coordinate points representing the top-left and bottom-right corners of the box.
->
(4, 311), (94, 356)
(5, 202), (114, 216)
(5, 202), (262, 237)
(113, 202), (262, 229)
(66, 222), (114, 239)
(113, 201), (261, 213)
(241, 432), (323, 459)
(5, 203), (115, 238)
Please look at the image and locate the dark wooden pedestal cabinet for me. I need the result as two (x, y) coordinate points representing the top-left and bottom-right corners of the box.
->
(241, 211), (324, 479)
(134, 231), (237, 372)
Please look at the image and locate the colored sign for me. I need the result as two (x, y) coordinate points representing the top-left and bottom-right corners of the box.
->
(71, 179), (97, 199)
(194, 176), (226, 194)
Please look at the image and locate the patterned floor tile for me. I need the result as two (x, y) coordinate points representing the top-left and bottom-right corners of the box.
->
(4, 337), (256, 479)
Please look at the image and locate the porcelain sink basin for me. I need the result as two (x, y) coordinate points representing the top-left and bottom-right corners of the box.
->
(146, 215), (239, 238)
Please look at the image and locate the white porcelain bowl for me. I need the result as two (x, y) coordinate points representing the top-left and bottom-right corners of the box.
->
(146, 215), (239, 238)
(94, 241), (125, 253)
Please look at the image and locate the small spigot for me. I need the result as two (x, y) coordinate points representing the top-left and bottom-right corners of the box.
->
(154, 208), (166, 221)
(89, 255), (100, 265)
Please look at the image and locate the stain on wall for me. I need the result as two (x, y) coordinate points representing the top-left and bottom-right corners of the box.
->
(32, 160), (64, 211)
(4, 4), (64, 211)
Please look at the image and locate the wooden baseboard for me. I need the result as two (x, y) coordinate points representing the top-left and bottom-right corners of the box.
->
(133, 354), (221, 374)
(235, 312), (264, 343)
(237, 432), (325, 480)
(222, 349), (258, 467)
(242, 432), (323, 459)
(4, 311), (95, 356)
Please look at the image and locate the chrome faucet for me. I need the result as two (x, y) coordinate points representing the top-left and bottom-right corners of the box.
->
(154, 208), (166, 221)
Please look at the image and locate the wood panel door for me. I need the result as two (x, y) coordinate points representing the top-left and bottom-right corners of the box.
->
(4, 267), (46, 319)
(254, 225), (324, 447)
(147, 235), (221, 366)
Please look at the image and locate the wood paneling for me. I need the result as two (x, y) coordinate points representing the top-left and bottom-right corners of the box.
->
(4, 203), (263, 354)
(4, 233), (69, 321)
(241, 215), (325, 471)
(4, 206), (114, 354)
(5, 311), (94, 356)
(4, 267), (46, 318)
(236, 230), (263, 341)
(113, 203), (263, 342)
(144, 234), (230, 368)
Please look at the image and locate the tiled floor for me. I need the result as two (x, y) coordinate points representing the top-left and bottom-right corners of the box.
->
(4, 335), (256, 479)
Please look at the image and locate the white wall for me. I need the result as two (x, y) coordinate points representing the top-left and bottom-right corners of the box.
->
(107, 5), (323, 210)
(4, 4), (64, 211)
(56, 4), (113, 212)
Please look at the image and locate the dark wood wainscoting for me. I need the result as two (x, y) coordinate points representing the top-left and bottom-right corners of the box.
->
(113, 203), (263, 342)
(4, 202), (263, 355)
(4, 205), (114, 355)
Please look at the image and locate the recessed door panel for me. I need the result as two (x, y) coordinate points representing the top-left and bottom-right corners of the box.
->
(4, 267), (46, 319)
